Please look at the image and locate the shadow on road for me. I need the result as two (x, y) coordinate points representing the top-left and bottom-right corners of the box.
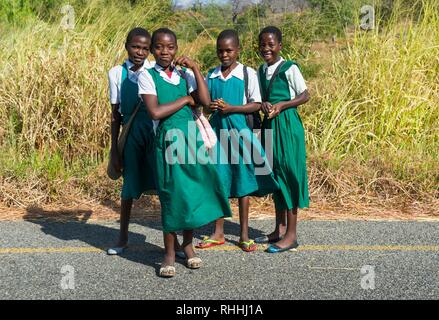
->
(23, 204), (270, 271)
(23, 206), (165, 275)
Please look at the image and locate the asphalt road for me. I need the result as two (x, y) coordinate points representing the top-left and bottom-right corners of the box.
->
(0, 218), (438, 300)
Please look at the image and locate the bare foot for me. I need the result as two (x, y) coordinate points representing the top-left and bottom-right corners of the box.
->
(183, 244), (196, 260)
(265, 229), (286, 242)
(206, 232), (225, 243)
(161, 254), (175, 268)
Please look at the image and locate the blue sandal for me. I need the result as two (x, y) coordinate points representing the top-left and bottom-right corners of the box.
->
(266, 241), (299, 253)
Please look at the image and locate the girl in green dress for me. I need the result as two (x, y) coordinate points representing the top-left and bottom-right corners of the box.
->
(256, 26), (311, 253)
(196, 30), (279, 252)
(107, 28), (156, 255)
(139, 28), (232, 277)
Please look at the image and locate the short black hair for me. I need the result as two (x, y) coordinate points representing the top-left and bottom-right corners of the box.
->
(151, 28), (177, 47)
(125, 27), (151, 46)
(217, 29), (240, 47)
(258, 26), (282, 43)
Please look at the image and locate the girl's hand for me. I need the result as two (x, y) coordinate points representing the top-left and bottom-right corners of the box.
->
(110, 147), (122, 172)
(261, 102), (272, 115)
(186, 95), (196, 107)
(175, 56), (197, 70)
(268, 103), (283, 119)
(208, 101), (221, 112)
(215, 99), (233, 114)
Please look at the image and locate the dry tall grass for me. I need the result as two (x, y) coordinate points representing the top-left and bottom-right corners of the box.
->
(0, 0), (437, 214)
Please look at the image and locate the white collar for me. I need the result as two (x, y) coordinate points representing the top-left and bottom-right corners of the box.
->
(153, 62), (182, 85)
(154, 62), (178, 74)
(124, 59), (153, 72)
(263, 57), (285, 72)
(209, 62), (244, 81)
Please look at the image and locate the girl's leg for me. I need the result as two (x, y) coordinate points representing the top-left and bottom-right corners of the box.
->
(238, 196), (250, 242)
(272, 208), (298, 248)
(182, 230), (196, 259)
(116, 198), (133, 247)
(183, 230), (202, 269)
(207, 218), (225, 242)
(162, 232), (176, 267)
(172, 232), (182, 252)
(264, 208), (287, 242)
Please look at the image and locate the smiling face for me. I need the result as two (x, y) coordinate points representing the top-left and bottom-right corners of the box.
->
(126, 35), (150, 67)
(217, 37), (240, 68)
(259, 33), (282, 65)
(151, 32), (177, 68)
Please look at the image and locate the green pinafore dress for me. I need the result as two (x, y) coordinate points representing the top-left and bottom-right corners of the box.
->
(259, 61), (310, 210)
(120, 63), (156, 199)
(207, 67), (279, 198)
(148, 67), (232, 233)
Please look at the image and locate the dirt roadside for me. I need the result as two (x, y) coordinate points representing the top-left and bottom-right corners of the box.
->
(1, 197), (438, 222)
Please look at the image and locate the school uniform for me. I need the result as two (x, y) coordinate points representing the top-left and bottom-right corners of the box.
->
(207, 62), (279, 198)
(108, 59), (156, 200)
(138, 64), (232, 233)
(258, 58), (310, 210)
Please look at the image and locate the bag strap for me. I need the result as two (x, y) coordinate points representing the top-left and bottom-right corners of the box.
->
(263, 60), (286, 102)
(176, 66), (190, 95)
(120, 62), (142, 124)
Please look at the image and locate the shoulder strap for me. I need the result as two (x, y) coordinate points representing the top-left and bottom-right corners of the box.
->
(121, 63), (128, 82)
(120, 62), (142, 120)
(264, 60), (286, 102)
(243, 65), (250, 103)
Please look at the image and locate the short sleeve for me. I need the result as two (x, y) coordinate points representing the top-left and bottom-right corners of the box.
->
(184, 69), (198, 94)
(246, 67), (262, 104)
(285, 64), (307, 97)
(108, 66), (120, 104)
(138, 70), (156, 96)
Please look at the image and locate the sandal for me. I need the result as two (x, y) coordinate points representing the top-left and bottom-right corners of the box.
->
(254, 235), (282, 244)
(159, 265), (176, 278)
(186, 257), (202, 269)
(195, 236), (225, 249)
(107, 245), (127, 255)
(176, 250), (186, 260)
(238, 240), (257, 252)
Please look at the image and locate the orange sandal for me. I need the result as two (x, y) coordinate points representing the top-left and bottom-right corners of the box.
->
(195, 236), (225, 249)
(238, 240), (257, 252)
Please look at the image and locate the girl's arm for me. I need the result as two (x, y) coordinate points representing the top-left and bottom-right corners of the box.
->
(268, 90), (310, 119)
(141, 94), (194, 120)
(210, 66), (262, 114)
(175, 56), (211, 107)
(110, 104), (122, 149)
(138, 68), (195, 120)
(277, 89), (310, 110)
(211, 100), (261, 114)
(110, 104), (122, 170)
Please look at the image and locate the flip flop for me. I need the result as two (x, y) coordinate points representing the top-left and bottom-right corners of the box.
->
(238, 240), (257, 252)
(195, 236), (225, 249)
